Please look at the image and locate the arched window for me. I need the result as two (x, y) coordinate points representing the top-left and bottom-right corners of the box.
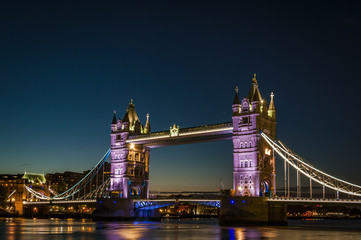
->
(245, 161), (248, 168)
(249, 161), (252, 167)
(240, 160), (243, 168)
(135, 153), (140, 161)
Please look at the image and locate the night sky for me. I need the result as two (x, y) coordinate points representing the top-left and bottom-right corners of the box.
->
(1, 2), (360, 192)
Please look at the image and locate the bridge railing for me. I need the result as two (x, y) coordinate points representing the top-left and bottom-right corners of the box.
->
(24, 149), (111, 201)
(261, 132), (361, 197)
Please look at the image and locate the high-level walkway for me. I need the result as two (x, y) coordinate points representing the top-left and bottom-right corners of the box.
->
(127, 122), (233, 147)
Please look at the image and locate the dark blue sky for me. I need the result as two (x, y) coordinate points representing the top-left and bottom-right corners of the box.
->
(0, 2), (360, 191)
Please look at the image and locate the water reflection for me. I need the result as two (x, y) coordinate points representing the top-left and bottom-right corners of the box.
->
(1, 218), (361, 240)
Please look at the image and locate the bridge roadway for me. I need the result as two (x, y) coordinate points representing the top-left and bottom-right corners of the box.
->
(23, 197), (361, 209)
(126, 122), (233, 147)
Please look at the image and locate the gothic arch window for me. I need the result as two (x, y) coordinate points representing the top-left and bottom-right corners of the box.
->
(245, 161), (248, 168)
(249, 161), (252, 167)
(249, 141), (252, 147)
(240, 160), (243, 168)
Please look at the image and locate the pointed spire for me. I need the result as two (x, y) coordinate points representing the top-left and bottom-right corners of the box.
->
(252, 73), (257, 84)
(268, 92), (276, 119)
(123, 99), (139, 123)
(123, 111), (129, 122)
(247, 73), (262, 102)
(112, 110), (117, 124)
(233, 86), (240, 105)
(144, 113), (151, 134)
(269, 92), (275, 110)
(129, 98), (135, 108)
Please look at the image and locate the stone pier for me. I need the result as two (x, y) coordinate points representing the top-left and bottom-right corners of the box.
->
(219, 196), (287, 226)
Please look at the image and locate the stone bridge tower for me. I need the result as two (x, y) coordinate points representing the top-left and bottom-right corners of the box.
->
(232, 74), (276, 197)
(110, 100), (150, 199)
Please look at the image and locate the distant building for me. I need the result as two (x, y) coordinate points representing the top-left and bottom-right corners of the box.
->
(0, 172), (47, 214)
(46, 171), (85, 196)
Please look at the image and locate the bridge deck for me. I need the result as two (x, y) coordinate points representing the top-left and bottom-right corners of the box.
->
(127, 122), (233, 147)
(268, 197), (361, 206)
(23, 197), (361, 207)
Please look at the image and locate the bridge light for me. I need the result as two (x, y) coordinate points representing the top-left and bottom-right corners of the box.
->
(265, 148), (271, 156)
(230, 200), (235, 205)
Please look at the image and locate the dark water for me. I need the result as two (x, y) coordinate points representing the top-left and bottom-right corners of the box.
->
(1, 218), (361, 240)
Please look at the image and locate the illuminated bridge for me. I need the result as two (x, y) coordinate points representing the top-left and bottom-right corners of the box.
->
(20, 75), (361, 224)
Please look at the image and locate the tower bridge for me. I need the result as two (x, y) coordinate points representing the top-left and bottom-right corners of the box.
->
(109, 73), (276, 199)
(21, 74), (361, 225)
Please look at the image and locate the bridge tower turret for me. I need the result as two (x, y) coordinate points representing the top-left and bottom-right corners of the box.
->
(232, 74), (277, 197)
(109, 100), (150, 199)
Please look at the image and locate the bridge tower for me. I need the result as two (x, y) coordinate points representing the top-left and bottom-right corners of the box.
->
(109, 100), (150, 199)
(232, 74), (276, 197)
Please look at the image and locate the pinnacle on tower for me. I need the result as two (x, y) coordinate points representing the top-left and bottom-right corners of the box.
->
(268, 92), (276, 119)
(129, 98), (135, 108)
(112, 110), (117, 124)
(247, 73), (262, 102)
(233, 86), (240, 105)
(252, 73), (257, 84)
(269, 92), (276, 111)
(144, 113), (151, 134)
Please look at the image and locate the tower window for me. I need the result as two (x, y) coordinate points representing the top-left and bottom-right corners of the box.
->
(242, 117), (249, 124)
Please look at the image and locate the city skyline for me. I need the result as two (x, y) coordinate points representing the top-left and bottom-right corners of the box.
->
(0, 2), (361, 192)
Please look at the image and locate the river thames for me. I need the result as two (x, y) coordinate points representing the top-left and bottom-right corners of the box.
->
(1, 218), (361, 240)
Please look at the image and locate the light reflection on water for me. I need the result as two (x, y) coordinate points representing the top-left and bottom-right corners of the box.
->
(1, 218), (361, 240)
